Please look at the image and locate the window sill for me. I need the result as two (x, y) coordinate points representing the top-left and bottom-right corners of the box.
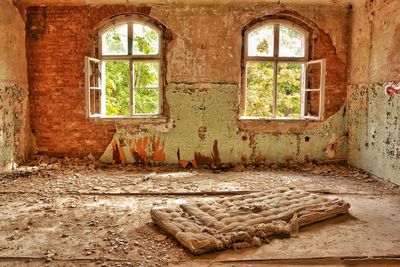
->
(239, 116), (321, 122)
(88, 115), (168, 125)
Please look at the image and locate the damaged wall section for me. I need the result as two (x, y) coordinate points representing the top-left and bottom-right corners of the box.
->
(26, 3), (349, 165)
(347, 0), (400, 185)
(0, 0), (32, 172)
(100, 83), (348, 165)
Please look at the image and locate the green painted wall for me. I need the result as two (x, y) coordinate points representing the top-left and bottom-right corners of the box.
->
(100, 83), (348, 165)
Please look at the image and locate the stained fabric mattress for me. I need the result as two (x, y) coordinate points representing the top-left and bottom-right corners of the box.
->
(151, 187), (350, 255)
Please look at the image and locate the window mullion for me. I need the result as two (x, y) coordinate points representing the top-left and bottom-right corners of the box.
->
(128, 23), (133, 55)
(273, 24), (279, 57)
(157, 60), (162, 115)
(272, 61), (278, 117)
(272, 24), (280, 117)
(300, 63), (306, 117)
(128, 24), (134, 115)
(130, 60), (134, 115)
(243, 61), (248, 116)
(100, 61), (106, 117)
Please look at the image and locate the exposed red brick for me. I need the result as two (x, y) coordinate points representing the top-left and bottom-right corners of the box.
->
(26, 6), (153, 157)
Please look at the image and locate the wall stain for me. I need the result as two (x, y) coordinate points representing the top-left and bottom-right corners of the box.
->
(153, 138), (166, 162)
(111, 139), (121, 164)
(118, 138), (126, 166)
(194, 140), (221, 167)
(26, 7), (48, 41)
(127, 136), (165, 165)
(177, 148), (197, 168)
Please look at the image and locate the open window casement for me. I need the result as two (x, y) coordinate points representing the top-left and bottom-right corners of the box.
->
(301, 59), (326, 120)
(85, 57), (105, 118)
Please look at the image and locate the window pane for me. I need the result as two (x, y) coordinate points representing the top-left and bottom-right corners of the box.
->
(133, 23), (159, 55)
(248, 25), (274, 57)
(245, 62), (274, 117)
(135, 89), (159, 114)
(89, 89), (101, 115)
(133, 61), (159, 88)
(306, 62), (321, 89)
(105, 61), (130, 116)
(277, 63), (301, 117)
(305, 91), (320, 117)
(88, 61), (101, 88)
(279, 25), (305, 57)
(102, 24), (128, 55)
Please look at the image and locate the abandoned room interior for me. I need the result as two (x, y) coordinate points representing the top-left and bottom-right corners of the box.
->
(0, 0), (399, 266)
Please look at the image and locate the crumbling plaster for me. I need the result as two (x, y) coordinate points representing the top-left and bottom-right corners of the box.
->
(100, 84), (347, 165)
(152, 3), (350, 83)
(347, 0), (400, 184)
(97, 3), (349, 165)
(4, 0), (397, 185)
(24, 2), (350, 164)
(0, 0), (32, 172)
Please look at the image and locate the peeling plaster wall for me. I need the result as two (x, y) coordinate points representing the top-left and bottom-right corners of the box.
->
(26, 3), (349, 164)
(0, 0), (32, 172)
(348, 0), (400, 184)
(100, 84), (347, 165)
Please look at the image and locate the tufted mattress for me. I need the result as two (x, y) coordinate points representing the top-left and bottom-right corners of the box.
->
(150, 187), (350, 254)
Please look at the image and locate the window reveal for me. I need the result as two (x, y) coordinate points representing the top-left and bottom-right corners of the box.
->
(85, 19), (163, 118)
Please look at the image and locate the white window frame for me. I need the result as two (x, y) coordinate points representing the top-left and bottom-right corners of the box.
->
(85, 18), (163, 119)
(301, 59), (326, 120)
(241, 20), (326, 121)
(85, 57), (104, 118)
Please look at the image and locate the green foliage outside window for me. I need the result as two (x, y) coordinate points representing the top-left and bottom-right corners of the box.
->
(277, 63), (301, 117)
(105, 61), (130, 116)
(103, 24), (160, 116)
(246, 62), (274, 117)
(246, 62), (301, 118)
(134, 62), (159, 114)
(246, 24), (303, 118)
(103, 25), (127, 55)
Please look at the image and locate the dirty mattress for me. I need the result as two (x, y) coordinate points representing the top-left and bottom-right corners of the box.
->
(150, 187), (350, 254)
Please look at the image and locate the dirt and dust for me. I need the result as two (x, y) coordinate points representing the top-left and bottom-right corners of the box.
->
(0, 155), (399, 266)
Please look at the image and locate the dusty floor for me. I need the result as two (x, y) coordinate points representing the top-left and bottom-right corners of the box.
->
(0, 156), (399, 266)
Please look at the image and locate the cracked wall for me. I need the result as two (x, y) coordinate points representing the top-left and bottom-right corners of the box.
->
(100, 83), (347, 165)
(0, 0), (32, 172)
(348, 0), (400, 184)
(26, 3), (349, 164)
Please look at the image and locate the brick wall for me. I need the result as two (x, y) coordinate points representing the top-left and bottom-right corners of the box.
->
(314, 30), (347, 117)
(27, 5), (348, 157)
(27, 6), (151, 157)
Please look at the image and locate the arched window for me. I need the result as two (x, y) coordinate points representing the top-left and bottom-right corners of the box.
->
(242, 20), (326, 120)
(85, 16), (164, 118)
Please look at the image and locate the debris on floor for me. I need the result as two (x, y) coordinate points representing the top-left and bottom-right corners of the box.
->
(151, 187), (350, 254)
(0, 156), (399, 266)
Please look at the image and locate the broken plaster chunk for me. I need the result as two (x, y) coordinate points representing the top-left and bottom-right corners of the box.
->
(87, 153), (96, 162)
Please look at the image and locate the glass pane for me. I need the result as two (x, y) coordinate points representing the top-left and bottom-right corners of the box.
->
(307, 62), (321, 89)
(305, 91), (320, 117)
(90, 89), (101, 115)
(102, 24), (128, 55)
(279, 25), (305, 57)
(105, 61), (130, 116)
(89, 61), (101, 88)
(133, 23), (159, 55)
(245, 62), (274, 117)
(135, 89), (159, 114)
(248, 25), (274, 57)
(133, 61), (159, 88)
(277, 63), (301, 117)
